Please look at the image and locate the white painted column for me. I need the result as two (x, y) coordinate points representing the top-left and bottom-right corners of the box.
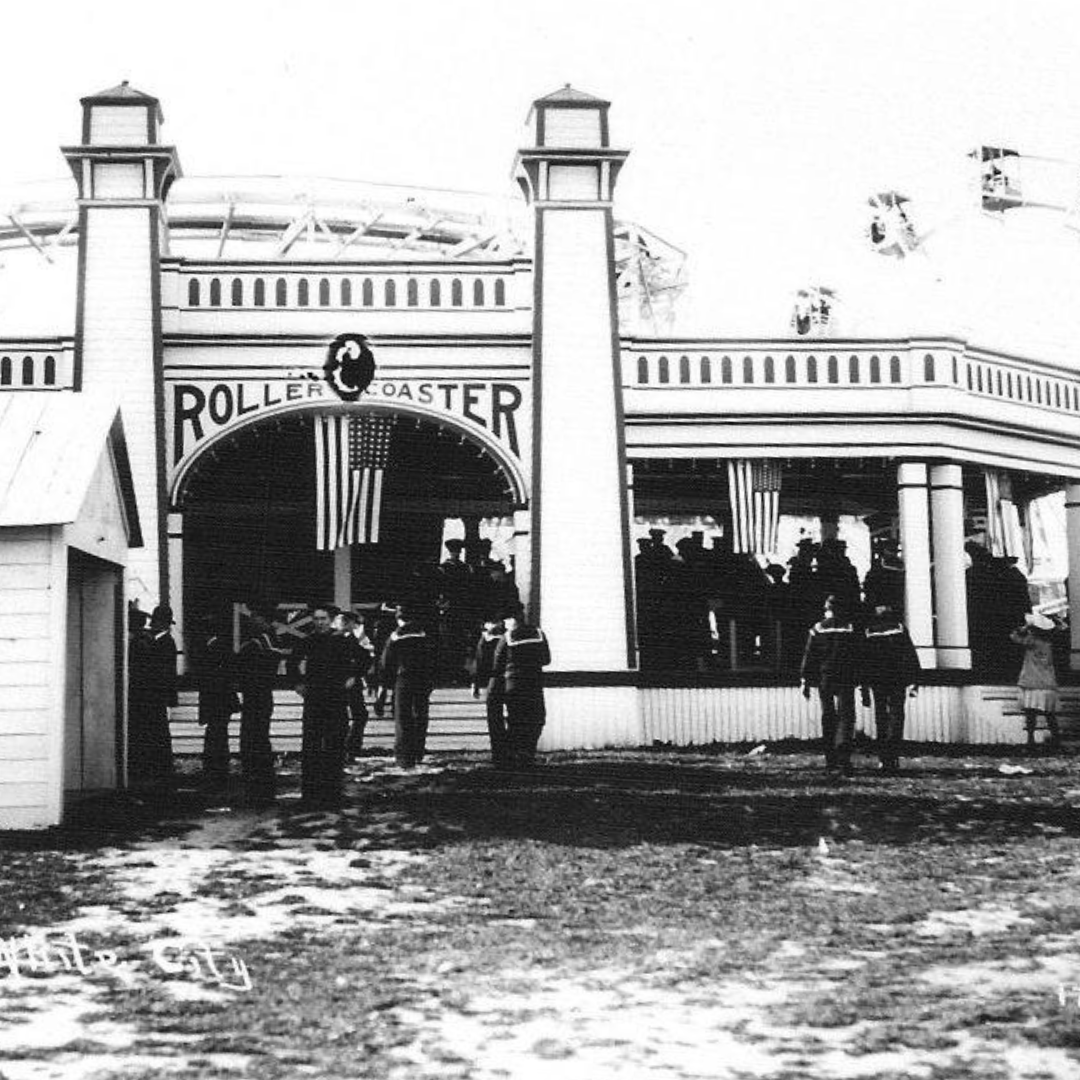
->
(897, 463), (935, 668)
(511, 508), (532, 616)
(166, 512), (186, 673)
(1066, 482), (1080, 671)
(929, 463), (971, 669)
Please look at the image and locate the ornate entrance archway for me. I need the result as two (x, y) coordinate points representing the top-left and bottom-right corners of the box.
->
(173, 406), (526, 657)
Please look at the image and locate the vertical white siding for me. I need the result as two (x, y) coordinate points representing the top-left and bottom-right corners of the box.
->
(0, 529), (55, 828)
(631, 685), (1029, 748)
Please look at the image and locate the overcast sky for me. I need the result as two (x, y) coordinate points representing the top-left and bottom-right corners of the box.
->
(4, 0), (1080, 343)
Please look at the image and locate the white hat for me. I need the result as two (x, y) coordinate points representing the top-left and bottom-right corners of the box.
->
(1025, 612), (1055, 631)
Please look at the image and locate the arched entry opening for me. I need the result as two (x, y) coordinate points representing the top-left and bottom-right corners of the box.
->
(175, 407), (526, 679)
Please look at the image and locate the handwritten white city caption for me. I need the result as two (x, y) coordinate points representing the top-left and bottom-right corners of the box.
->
(0, 931), (252, 991)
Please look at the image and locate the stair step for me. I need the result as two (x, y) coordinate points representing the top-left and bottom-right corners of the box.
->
(172, 687), (490, 753)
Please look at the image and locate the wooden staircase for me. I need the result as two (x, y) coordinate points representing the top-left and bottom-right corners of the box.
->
(170, 687), (491, 755)
(979, 685), (1080, 741)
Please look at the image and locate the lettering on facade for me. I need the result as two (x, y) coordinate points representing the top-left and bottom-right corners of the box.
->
(171, 378), (523, 466)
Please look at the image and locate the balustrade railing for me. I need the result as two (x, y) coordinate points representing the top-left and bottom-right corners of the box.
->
(0, 346), (73, 390)
(179, 269), (515, 312)
(625, 344), (1080, 416)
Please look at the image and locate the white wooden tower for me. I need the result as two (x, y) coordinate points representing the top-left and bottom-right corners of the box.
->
(515, 87), (635, 673)
(63, 82), (181, 607)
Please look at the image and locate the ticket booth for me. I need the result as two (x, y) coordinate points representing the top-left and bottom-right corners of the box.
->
(0, 394), (140, 829)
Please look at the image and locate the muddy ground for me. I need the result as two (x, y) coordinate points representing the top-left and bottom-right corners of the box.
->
(2, 748), (1080, 1079)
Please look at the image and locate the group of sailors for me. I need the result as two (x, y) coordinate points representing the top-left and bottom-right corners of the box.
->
(635, 528), (1044, 676)
(404, 538), (520, 683)
(635, 529), (888, 671)
(800, 590), (1066, 776)
(127, 539), (549, 809)
(799, 594), (921, 777)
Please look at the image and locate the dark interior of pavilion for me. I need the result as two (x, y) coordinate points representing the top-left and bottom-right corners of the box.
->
(176, 436), (1068, 683)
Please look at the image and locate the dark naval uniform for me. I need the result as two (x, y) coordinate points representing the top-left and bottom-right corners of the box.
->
(800, 615), (859, 773)
(380, 622), (436, 767)
(197, 632), (235, 792)
(861, 612), (920, 772)
(238, 630), (282, 802)
(492, 623), (551, 768)
(129, 626), (178, 788)
(342, 629), (374, 756)
(289, 631), (359, 804)
(473, 628), (508, 766)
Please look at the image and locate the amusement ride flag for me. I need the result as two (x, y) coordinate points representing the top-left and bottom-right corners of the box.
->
(727, 459), (782, 557)
(314, 413), (394, 550)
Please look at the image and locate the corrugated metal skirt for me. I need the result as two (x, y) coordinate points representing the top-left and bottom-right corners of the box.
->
(1018, 688), (1059, 713)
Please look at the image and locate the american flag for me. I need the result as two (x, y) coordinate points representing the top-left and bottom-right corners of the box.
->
(985, 469), (1025, 568)
(727, 459), (782, 556)
(314, 413), (393, 550)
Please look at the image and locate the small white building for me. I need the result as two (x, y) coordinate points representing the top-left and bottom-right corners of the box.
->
(0, 393), (140, 829)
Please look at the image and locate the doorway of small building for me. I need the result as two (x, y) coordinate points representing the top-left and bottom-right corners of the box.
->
(178, 409), (523, 683)
(64, 550), (124, 805)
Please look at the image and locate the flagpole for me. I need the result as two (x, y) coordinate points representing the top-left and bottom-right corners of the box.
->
(334, 545), (352, 611)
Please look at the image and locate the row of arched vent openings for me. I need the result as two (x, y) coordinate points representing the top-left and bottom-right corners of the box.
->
(636, 353), (1080, 410)
(0, 356), (57, 386)
(187, 277), (507, 309)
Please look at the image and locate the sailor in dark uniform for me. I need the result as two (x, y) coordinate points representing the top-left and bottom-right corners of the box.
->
(472, 617), (508, 767)
(196, 616), (236, 794)
(492, 603), (551, 769)
(379, 604), (436, 768)
(860, 603), (921, 774)
(128, 604), (178, 790)
(438, 538), (473, 682)
(238, 606), (287, 805)
(336, 609), (374, 758)
(800, 594), (860, 777)
(288, 605), (359, 806)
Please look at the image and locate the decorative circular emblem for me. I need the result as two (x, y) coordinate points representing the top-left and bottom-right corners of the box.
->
(324, 334), (376, 401)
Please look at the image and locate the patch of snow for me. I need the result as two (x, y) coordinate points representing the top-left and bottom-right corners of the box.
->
(919, 953), (1080, 995)
(912, 904), (1035, 938)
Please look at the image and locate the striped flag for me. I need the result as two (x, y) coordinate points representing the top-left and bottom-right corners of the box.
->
(985, 469), (1026, 569)
(314, 413), (393, 550)
(727, 459), (783, 556)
